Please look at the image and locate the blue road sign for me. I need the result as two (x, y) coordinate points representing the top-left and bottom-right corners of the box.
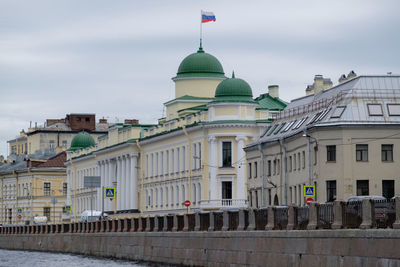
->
(304, 185), (315, 197)
(104, 187), (116, 198)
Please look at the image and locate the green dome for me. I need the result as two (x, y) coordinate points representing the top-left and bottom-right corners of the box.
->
(213, 72), (255, 103)
(175, 44), (225, 79)
(69, 132), (95, 151)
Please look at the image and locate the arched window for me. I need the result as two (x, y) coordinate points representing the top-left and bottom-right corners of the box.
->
(193, 184), (196, 203)
(171, 186), (174, 205)
(176, 186), (179, 205)
(160, 188), (163, 207)
(155, 188), (158, 207)
(198, 183), (201, 202)
(182, 185), (185, 204)
(165, 187), (169, 206)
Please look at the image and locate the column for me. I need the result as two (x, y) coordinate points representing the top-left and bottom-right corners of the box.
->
(117, 157), (122, 211)
(130, 155), (138, 209)
(236, 136), (247, 200)
(208, 136), (217, 200)
(121, 155), (126, 210)
(125, 155), (131, 210)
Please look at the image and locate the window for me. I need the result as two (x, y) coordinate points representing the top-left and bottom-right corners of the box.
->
(62, 140), (67, 147)
(297, 153), (301, 170)
(145, 155), (148, 177)
(198, 143), (202, 169)
(327, 145), (336, 162)
(155, 152), (159, 176)
(166, 151), (169, 174)
(382, 144), (393, 162)
(222, 181), (232, 200)
(367, 104), (383, 116)
(331, 106), (346, 118)
(160, 151), (164, 175)
(43, 182), (51, 196)
(171, 149), (174, 174)
(222, 142), (232, 167)
(357, 180), (369, 196)
(267, 160), (271, 176)
(255, 190), (259, 208)
(176, 148), (180, 173)
(85, 117), (90, 122)
(76, 117), (81, 122)
(387, 104), (400, 116)
(193, 144), (197, 169)
(43, 207), (51, 221)
(62, 183), (67, 195)
(273, 160), (276, 175)
(382, 180), (394, 199)
(277, 159), (280, 175)
(248, 163), (252, 178)
(254, 162), (258, 178)
(182, 146), (185, 171)
(289, 156), (292, 172)
(293, 154), (296, 171)
(49, 140), (55, 149)
(151, 153), (154, 177)
(268, 189), (271, 205)
(302, 151), (306, 169)
(356, 144), (368, 162)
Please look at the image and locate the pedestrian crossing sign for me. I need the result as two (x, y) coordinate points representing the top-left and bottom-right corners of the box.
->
(65, 205), (71, 212)
(17, 208), (23, 214)
(304, 185), (315, 197)
(104, 187), (116, 198)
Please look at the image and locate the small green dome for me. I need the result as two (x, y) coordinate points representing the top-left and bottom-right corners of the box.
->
(175, 44), (225, 79)
(213, 72), (255, 103)
(69, 132), (95, 151)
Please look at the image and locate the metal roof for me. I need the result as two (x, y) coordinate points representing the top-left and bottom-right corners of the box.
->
(251, 75), (400, 147)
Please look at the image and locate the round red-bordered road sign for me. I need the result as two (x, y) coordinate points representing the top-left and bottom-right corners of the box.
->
(184, 200), (191, 207)
(306, 197), (314, 206)
(17, 214), (22, 219)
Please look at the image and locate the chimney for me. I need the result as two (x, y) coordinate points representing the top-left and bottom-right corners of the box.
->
(338, 74), (347, 83)
(268, 85), (279, 98)
(124, 119), (139, 125)
(313, 75), (324, 95)
(347, 70), (357, 79)
(99, 118), (108, 123)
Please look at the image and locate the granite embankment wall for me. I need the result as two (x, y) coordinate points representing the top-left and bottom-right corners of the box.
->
(1, 230), (400, 266)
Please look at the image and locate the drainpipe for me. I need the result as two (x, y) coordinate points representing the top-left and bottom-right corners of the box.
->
(257, 143), (265, 207)
(279, 139), (287, 205)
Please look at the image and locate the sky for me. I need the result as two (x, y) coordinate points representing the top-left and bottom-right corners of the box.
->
(1, 0), (400, 157)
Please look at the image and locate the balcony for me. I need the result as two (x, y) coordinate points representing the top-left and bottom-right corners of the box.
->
(199, 199), (248, 210)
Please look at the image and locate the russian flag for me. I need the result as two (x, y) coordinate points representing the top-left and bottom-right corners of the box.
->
(201, 11), (216, 23)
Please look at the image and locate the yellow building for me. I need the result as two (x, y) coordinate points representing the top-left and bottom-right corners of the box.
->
(66, 44), (286, 220)
(7, 130), (28, 156)
(7, 113), (109, 159)
(0, 152), (67, 225)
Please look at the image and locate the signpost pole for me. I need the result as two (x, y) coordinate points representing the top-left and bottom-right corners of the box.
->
(102, 186), (104, 219)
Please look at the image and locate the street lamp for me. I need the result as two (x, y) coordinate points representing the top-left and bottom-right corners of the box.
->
(302, 133), (318, 186)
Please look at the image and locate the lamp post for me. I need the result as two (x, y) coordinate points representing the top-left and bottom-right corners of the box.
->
(302, 133), (318, 186)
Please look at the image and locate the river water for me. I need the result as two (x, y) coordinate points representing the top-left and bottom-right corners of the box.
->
(0, 249), (165, 267)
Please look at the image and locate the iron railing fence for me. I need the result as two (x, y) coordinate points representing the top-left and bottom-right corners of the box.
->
(274, 206), (288, 230)
(296, 206), (309, 230)
(318, 203), (334, 229)
(372, 198), (396, 228)
(343, 201), (363, 228)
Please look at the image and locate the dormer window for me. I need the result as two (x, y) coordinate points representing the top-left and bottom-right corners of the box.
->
(367, 104), (383, 116)
(387, 104), (400, 116)
(331, 106), (346, 118)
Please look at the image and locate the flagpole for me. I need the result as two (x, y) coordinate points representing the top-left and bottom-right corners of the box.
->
(200, 10), (202, 46)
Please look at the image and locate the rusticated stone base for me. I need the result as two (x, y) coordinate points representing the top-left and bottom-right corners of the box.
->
(1, 230), (400, 266)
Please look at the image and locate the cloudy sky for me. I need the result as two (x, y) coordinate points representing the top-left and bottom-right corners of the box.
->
(1, 0), (399, 157)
